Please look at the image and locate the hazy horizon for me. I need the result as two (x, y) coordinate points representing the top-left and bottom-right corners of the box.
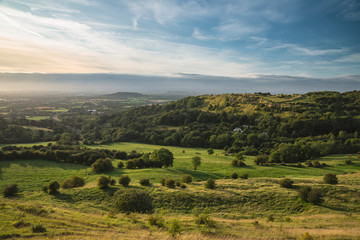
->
(0, 73), (359, 95)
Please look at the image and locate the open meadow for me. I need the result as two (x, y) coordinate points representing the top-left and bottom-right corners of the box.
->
(0, 142), (359, 239)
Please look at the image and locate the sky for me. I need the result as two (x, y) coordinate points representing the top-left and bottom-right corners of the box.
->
(0, 0), (359, 93)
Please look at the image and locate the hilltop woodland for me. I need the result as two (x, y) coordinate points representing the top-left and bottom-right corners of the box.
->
(78, 91), (360, 163)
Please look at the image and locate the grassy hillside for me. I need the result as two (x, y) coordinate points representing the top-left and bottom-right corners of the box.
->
(1, 142), (359, 239)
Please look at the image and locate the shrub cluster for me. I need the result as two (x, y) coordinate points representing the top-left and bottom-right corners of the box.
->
(0, 144), (119, 166)
(305, 160), (322, 168)
(114, 189), (153, 213)
(3, 184), (18, 197)
(232, 159), (246, 167)
(299, 186), (323, 205)
(91, 158), (114, 173)
(97, 175), (111, 189)
(125, 148), (174, 169)
(279, 178), (294, 188)
(140, 178), (151, 186)
(164, 178), (176, 188)
(181, 175), (192, 184)
(60, 176), (85, 189)
(117, 161), (124, 168)
(205, 178), (216, 189)
(239, 173), (249, 179)
(31, 223), (46, 233)
(323, 173), (338, 185)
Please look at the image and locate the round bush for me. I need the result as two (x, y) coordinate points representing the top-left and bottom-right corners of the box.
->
(345, 159), (352, 165)
(181, 175), (192, 184)
(306, 189), (323, 205)
(165, 178), (176, 188)
(117, 161), (124, 168)
(299, 186), (323, 205)
(31, 223), (46, 233)
(114, 189), (153, 213)
(140, 178), (151, 186)
(311, 160), (321, 168)
(119, 175), (131, 187)
(61, 176), (85, 189)
(279, 178), (294, 188)
(175, 180), (181, 187)
(231, 172), (238, 179)
(3, 184), (18, 197)
(239, 173), (249, 179)
(323, 173), (338, 185)
(48, 181), (60, 195)
(97, 175), (110, 189)
(205, 178), (216, 189)
(231, 159), (239, 167)
(91, 158), (114, 173)
(110, 178), (116, 186)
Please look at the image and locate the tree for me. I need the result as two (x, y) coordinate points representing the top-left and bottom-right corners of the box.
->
(207, 148), (214, 155)
(254, 155), (269, 165)
(191, 156), (201, 170)
(119, 175), (131, 187)
(234, 152), (244, 161)
(150, 148), (174, 167)
(323, 173), (338, 185)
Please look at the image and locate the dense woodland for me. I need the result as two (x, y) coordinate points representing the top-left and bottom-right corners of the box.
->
(81, 91), (360, 163)
(1, 91), (359, 164)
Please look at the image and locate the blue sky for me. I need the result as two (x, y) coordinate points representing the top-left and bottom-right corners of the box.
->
(0, 0), (359, 82)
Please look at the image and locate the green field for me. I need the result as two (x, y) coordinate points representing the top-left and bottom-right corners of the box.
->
(0, 142), (359, 239)
(25, 116), (50, 121)
(89, 142), (360, 181)
(22, 126), (53, 132)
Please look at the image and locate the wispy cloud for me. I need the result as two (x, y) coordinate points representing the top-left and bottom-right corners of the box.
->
(0, 4), (259, 76)
(213, 20), (268, 41)
(250, 37), (348, 56)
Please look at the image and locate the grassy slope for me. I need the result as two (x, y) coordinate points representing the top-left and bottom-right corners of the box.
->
(0, 142), (360, 239)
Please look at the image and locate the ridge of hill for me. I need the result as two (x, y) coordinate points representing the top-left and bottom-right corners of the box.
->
(81, 91), (360, 163)
(99, 92), (145, 99)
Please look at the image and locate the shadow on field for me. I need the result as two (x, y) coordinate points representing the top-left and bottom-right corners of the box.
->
(54, 192), (74, 202)
(174, 168), (223, 179)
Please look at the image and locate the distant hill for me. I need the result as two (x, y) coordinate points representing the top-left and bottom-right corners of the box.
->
(82, 90), (360, 161)
(99, 92), (145, 99)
